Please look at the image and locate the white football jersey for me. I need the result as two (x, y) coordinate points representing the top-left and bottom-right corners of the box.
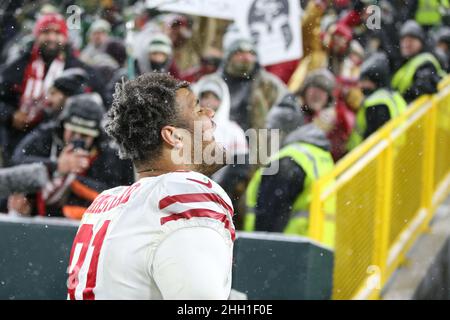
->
(67, 170), (235, 300)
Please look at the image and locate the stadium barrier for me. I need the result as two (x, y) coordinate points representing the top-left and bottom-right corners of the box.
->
(0, 216), (78, 299)
(0, 216), (333, 299)
(232, 232), (333, 299)
(308, 76), (450, 300)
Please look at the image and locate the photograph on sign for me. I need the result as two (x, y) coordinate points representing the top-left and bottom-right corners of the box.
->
(234, 0), (303, 66)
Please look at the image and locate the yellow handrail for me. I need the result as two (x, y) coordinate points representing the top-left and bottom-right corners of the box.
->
(309, 76), (450, 299)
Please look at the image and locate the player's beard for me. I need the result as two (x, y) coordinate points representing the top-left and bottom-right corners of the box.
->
(170, 122), (227, 176)
(193, 139), (227, 177)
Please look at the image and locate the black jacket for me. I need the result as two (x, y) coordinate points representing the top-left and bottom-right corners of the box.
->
(0, 42), (101, 164)
(11, 121), (135, 217)
(398, 54), (443, 103)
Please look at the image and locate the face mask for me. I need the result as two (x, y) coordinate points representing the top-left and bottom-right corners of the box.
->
(362, 87), (375, 97)
(150, 61), (168, 72)
(226, 60), (256, 78)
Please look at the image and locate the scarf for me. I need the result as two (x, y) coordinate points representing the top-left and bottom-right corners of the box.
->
(20, 44), (65, 126)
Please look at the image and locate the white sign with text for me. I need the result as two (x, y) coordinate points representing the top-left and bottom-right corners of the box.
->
(146, 0), (235, 20)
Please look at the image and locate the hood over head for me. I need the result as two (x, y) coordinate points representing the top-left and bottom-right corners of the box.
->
(283, 122), (331, 151)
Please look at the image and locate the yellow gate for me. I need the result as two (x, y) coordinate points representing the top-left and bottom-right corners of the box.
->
(309, 76), (450, 299)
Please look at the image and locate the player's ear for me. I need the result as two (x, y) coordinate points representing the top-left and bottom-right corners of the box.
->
(161, 126), (187, 149)
(161, 126), (177, 148)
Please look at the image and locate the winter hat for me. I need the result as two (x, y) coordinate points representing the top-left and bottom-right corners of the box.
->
(148, 33), (173, 56)
(87, 19), (111, 36)
(224, 38), (257, 63)
(266, 94), (305, 133)
(359, 52), (390, 88)
(322, 23), (353, 48)
(52, 68), (88, 97)
(298, 68), (336, 97)
(400, 20), (425, 43)
(198, 80), (223, 101)
(60, 94), (105, 137)
(437, 27), (450, 48)
(33, 13), (68, 40)
(105, 39), (127, 67)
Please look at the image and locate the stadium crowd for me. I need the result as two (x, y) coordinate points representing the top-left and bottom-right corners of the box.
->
(0, 0), (448, 241)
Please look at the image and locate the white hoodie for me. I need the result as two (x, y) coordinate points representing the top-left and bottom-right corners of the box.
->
(192, 75), (248, 157)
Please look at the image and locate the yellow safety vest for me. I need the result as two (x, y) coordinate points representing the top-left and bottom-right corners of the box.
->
(391, 53), (445, 96)
(348, 89), (407, 150)
(415, 0), (449, 26)
(244, 142), (336, 247)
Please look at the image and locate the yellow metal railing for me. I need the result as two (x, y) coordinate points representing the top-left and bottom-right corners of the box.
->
(309, 76), (450, 300)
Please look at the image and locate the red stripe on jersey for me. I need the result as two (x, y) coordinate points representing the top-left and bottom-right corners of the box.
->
(160, 209), (235, 241)
(159, 193), (234, 217)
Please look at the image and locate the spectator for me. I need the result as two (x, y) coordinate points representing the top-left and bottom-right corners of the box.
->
(162, 14), (197, 72)
(146, 33), (178, 74)
(331, 77), (361, 160)
(244, 119), (336, 248)
(44, 68), (89, 121)
(180, 47), (223, 83)
(287, 0), (329, 92)
(406, 0), (450, 31)
(10, 94), (135, 218)
(80, 19), (112, 66)
(104, 33), (180, 109)
(0, 13), (100, 165)
(288, 18), (363, 97)
(218, 38), (287, 132)
(295, 69), (336, 123)
(348, 53), (407, 150)
(134, 33), (180, 77)
(207, 37), (287, 216)
(294, 68), (353, 160)
(266, 93), (305, 144)
(80, 22), (121, 99)
(288, 10), (365, 159)
(104, 39), (128, 68)
(323, 23), (355, 77)
(435, 27), (450, 72)
(365, 1), (403, 71)
(391, 20), (446, 102)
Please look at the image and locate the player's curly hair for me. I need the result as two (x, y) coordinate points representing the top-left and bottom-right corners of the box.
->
(104, 73), (189, 165)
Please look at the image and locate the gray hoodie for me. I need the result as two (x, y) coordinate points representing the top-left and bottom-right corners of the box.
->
(283, 122), (331, 151)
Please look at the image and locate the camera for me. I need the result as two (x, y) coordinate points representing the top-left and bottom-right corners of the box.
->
(71, 139), (86, 151)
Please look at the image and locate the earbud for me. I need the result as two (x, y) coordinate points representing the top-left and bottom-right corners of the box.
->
(174, 143), (182, 150)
